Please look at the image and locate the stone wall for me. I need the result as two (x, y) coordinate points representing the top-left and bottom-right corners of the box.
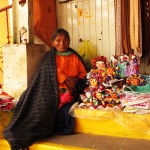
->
(3, 44), (46, 98)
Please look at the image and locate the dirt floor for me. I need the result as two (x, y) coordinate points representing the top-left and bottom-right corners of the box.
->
(41, 133), (150, 150)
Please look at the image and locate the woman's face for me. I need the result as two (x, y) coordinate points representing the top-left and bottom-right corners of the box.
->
(52, 34), (70, 52)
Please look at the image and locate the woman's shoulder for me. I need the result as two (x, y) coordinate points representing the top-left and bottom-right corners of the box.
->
(68, 48), (81, 58)
(68, 48), (87, 69)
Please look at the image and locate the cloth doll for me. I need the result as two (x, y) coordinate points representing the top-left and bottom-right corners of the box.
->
(126, 74), (145, 86)
(91, 56), (108, 81)
(118, 55), (129, 77)
(125, 54), (139, 76)
(93, 89), (105, 109)
(79, 91), (93, 108)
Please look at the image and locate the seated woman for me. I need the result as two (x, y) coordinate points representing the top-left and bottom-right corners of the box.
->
(3, 28), (87, 150)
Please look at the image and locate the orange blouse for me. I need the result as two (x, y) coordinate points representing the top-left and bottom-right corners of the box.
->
(56, 52), (87, 90)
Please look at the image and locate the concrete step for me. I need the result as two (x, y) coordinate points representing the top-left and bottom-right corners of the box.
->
(1, 133), (150, 150)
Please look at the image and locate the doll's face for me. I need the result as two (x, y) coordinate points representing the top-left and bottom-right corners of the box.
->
(86, 92), (91, 98)
(90, 78), (98, 87)
(96, 92), (102, 99)
(111, 93), (118, 99)
(106, 67), (115, 75)
(96, 61), (106, 69)
(131, 78), (140, 86)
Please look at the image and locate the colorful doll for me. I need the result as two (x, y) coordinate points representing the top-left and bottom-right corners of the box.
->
(103, 66), (117, 88)
(91, 56), (108, 81)
(93, 89), (105, 109)
(126, 74), (145, 86)
(110, 55), (118, 68)
(79, 90), (93, 108)
(92, 56), (108, 70)
(118, 55), (129, 78)
(110, 55), (120, 76)
(125, 54), (139, 76)
(88, 77), (99, 93)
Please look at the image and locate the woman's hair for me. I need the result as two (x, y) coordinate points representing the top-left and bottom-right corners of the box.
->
(51, 28), (70, 41)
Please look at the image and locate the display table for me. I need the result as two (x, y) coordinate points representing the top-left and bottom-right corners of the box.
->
(74, 108), (150, 140)
(0, 111), (13, 139)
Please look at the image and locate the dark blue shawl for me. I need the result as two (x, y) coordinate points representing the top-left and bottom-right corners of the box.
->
(3, 47), (86, 149)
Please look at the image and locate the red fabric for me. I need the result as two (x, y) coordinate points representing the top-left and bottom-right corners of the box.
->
(59, 92), (73, 109)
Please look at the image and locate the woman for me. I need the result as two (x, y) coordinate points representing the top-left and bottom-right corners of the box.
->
(3, 28), (87, 150)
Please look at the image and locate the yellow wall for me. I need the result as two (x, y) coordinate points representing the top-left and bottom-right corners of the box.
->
(0, 0), (12, 84)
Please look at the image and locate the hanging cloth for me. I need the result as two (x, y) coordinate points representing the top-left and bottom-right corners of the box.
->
(130, 0), (142, 59)
(121, 0), (132, 55)
(114, 0), (123, 56)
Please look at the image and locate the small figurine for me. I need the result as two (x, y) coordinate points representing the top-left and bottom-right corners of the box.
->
(118, 55), (129, 77)
(87, 77), (99, 93)
(103, 66), (117, 88)
(110, 55), (118, 68)
(93, 90), (105, 108)
(125, 54), (139, 76)
(126, 74), (145, 86)
(92, 56), (108, 70)
(110, 55), (120, 76)
(79, 91), (94, 108)
(91, 56), (108, 80)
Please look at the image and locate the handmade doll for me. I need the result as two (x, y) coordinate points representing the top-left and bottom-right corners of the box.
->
(91, 56), (108, 81)
(92, 56), (108, 70)
(110, 55), (118, 68)
(79, 90), (93, 108)
(110, 55), (120, 76)
(103, 65), (117, 88)
(104, 88), (121, 108)
(126, 74), (145, 86)
(89, 77), (99, 92)
(118, 55), (129, 78)
(110, 90), (121, 106)
(115, 78), (125, 98)
(125, 54), (139, 76)
(93, 89), (105, 109)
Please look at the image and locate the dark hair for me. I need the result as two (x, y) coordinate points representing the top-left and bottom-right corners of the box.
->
(51, 28), (70, 41)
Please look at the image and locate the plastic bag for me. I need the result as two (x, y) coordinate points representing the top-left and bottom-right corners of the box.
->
(78, 40), (96, 71)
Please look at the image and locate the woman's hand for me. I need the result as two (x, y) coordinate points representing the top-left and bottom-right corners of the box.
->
(64, 77), (78, 93)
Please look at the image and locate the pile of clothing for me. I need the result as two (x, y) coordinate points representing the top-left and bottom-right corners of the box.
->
(0, 89), (14, 111)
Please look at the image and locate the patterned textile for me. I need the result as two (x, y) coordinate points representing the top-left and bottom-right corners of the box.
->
(115, 0), (142, 59)
(3, 48), (59, 149)
(115, 0), (123, 56)
(130, 0), (142, 58)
